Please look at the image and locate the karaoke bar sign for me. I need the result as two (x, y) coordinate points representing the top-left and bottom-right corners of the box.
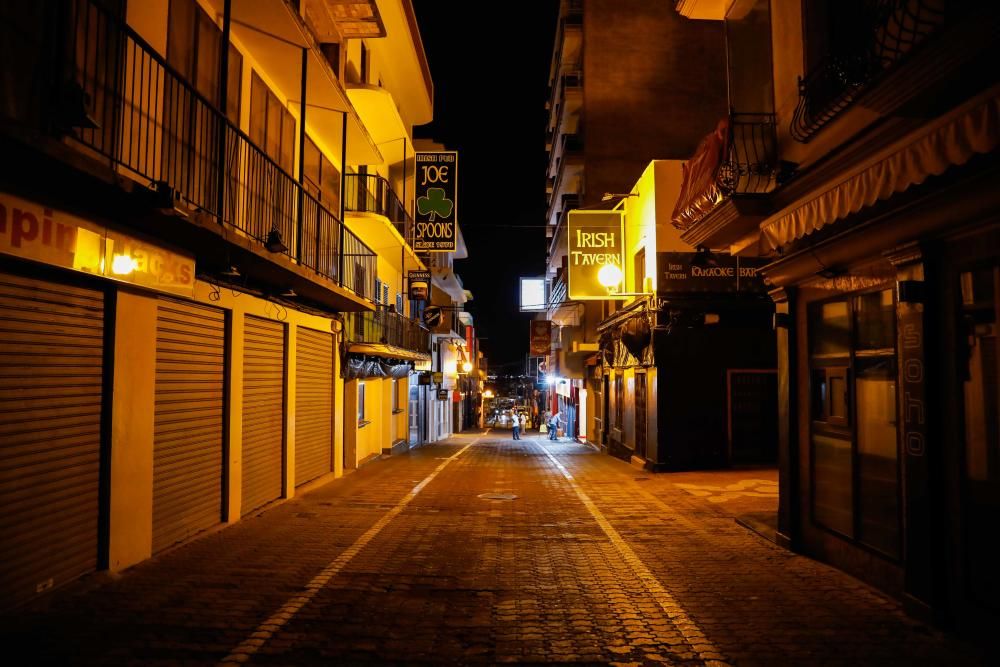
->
(657, 252), (768, 294)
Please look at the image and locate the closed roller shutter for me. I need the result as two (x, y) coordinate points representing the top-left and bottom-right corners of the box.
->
(241, 316), (285, 515)
(295, 327), (332, 486)
(0, 271), (104, 609)
(153, 298), (226, 553)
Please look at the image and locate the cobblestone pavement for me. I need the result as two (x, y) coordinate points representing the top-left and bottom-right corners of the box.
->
(2, 431), (985, 666)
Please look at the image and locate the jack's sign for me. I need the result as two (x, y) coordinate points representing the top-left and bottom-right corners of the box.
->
(414, 152), (458, 252)
(567, 210), (625, 300)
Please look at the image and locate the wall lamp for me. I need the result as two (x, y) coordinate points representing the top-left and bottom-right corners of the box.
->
(601, 192), (638, 202)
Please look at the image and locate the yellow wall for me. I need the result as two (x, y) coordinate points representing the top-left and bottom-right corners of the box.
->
(106, 279), (342, 571)
(108, 290), (156, 571)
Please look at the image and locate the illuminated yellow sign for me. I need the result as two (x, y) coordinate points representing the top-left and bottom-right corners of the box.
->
(567, 209), (626, 300)
(0, 192), (195, 296)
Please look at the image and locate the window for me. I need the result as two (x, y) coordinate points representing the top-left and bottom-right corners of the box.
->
(360, 42), (370, 83)
(165, 0), (242, 209)
(358, 382), (366, 424)
(615, 375), (624, 427)
(303, 136), (341, 211)
(808, 288), (900, 557)
(633, 248), (646, 294)
(396, 292), (404, 315)
(250, 72), (295, 174)
(724, 0), (773, 114)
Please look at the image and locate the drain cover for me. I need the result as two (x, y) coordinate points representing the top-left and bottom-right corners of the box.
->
(478, 493), (519, 501)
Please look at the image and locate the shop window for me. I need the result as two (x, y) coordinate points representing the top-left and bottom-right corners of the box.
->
(358, 382), (366, 424)
(808, 288), (900, 557)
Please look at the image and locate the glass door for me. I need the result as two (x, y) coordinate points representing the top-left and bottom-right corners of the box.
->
(958, 264), (1000, 608)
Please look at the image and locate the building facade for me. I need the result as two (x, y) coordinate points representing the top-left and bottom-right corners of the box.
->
(0, 0), (440, 610)
(671, 0), (1000, 642)
(542, 0), (729, 445)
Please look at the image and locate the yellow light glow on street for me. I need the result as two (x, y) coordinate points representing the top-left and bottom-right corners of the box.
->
(597, 263), (623, 289)
(111, 255), (138, 275)
(483, 390), (494, 398)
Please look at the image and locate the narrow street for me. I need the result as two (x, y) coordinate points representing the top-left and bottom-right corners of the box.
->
(4, 430), (980, 666)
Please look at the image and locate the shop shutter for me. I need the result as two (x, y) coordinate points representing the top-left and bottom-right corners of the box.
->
(153, 298), (226, 553)
(295, 327), (333, 486)
(0, 271), (104, 609)
(241, 316), (285, 515)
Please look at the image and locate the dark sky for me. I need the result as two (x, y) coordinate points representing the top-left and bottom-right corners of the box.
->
(412, 2), (559, 374)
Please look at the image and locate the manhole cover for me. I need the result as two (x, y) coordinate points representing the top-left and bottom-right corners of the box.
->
(478, 493), (519, 501)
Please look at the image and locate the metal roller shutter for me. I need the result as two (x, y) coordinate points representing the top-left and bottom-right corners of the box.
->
(0, 271), (104, 609)
(153, 298), (226, 553)
(295, 327), (333, 486)
(241, 316), (285, 515)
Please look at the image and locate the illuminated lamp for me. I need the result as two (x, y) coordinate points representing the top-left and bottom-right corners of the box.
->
(462, 361), (473, 373)
(111, 255), (138, 275)
(597, 263), (623, 290)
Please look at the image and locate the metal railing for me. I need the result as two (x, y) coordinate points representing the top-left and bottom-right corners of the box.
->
(718, 113), (778, 196)
(345, 305), (430, 353)
(343, 173), (413, 246)
(3, 0), (375, 301)
(791, 0), (948, 142)
(671, 112), (777, 230)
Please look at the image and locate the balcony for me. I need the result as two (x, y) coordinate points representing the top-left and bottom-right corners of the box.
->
(343, 173), (413, 246)
(345, 306), (431, 359)
(791, 0), (948, 143)
(671, 113), (778, 234)
(1, 0), (376, 306)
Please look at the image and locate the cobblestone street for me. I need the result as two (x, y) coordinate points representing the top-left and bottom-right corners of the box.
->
(3, 431), (984, 665)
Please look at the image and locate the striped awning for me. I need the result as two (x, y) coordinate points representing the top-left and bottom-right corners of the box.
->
(761, 87), (999, 250)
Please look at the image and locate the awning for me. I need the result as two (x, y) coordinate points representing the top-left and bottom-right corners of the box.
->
(347, 342), (430, 363)
(761, 87), (999, 250)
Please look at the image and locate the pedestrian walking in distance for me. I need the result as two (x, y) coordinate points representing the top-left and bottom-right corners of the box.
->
(512, 411), (521, 440)
(548, 411), (562, 441)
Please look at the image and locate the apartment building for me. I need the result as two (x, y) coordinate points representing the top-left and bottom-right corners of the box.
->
(0, 0), (433, 610)
(542, 0), (728, 444)
(671, 0), (1000, 641)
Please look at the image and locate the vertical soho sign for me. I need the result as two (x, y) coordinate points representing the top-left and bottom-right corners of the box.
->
(414, 151), (458, 252)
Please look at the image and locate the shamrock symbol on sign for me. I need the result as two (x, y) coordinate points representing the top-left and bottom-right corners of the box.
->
(416, 187), (454, 221)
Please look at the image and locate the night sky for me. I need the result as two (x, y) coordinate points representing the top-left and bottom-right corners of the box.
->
(412, 2), (560, 374)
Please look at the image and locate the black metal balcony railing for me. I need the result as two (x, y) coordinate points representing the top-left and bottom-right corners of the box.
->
(791, 0), (947, 143)
(343, 173), (413, 246)
(3, 0), (376, 301)
(671, 112), (777, 230)
(345, 306), (430, 354)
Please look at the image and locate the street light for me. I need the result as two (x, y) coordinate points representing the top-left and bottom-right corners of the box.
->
(462, 361), (473, 373)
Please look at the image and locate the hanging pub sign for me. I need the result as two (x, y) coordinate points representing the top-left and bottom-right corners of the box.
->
(567, 209), (626, 300)
(529, 320), (552, 356)
(656, 252), (768, 294)
(408, 269), (431, 301)
(414, 151), (458, 252)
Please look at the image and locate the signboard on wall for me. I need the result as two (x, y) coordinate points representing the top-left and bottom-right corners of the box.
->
(408, 269), (431, 301)
(567, 210), (625, 300)
(0, 191), (195, 296)
(529, 320), (552, 356)
(657, 252), (768, 294)
(414, 151), (458, 252)
(519, 276), (547, 312)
